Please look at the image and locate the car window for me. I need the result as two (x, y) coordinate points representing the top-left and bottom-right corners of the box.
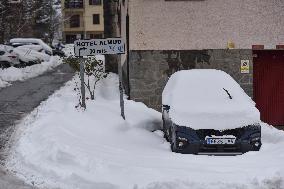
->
(0, 51), (5, 55)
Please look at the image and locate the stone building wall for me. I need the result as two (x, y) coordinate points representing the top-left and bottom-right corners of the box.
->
(129, 49), (253, 111)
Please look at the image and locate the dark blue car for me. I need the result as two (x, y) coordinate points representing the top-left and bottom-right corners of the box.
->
(162, 70), (261, 155)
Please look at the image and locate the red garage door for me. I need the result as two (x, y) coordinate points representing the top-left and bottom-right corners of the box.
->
(253, 50), (284, 126)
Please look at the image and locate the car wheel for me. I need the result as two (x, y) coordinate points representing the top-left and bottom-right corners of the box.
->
(17, 60), (26, 68)
(27, 61), (38, 66)
(0, 61), (11, 69)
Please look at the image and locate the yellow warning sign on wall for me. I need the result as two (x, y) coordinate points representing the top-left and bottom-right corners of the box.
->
(241, 60), (250, 73)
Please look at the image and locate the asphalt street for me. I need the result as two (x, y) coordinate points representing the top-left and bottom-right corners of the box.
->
(0, 63), (75, 188)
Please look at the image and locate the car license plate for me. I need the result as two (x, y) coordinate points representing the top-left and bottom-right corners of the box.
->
(206, 137), (236, 145)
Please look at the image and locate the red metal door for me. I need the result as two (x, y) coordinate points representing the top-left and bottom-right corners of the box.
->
(253, 50), (284, 126)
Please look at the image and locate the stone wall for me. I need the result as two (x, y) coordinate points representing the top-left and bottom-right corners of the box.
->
(129, 49), (253, 111)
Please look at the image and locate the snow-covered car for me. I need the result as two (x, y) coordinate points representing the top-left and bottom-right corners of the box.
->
(12, 47), (51, 66)
(0, 45), (20, 68)
(10, 38), (53, 55)
(162, 69), (261, 155)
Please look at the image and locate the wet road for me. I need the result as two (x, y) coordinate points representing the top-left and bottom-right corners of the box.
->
(0, 64), (74, 189)
(0, 63), (74, 155)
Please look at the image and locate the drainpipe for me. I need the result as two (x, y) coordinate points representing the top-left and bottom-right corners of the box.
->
(83, 0), (87, 39)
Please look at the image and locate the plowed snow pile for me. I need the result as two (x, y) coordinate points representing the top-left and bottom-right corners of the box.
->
(0, 56), (61, 85)
(6, 73), (284, 189)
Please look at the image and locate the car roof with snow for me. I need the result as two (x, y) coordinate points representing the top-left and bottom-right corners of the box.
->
(162, 69), (260, 130)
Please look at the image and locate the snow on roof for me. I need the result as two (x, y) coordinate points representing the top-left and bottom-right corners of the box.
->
(10, 38), (52, 54)
(162, 69), (260, 130)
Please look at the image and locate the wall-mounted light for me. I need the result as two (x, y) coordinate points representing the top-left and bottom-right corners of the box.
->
(227, 40), (235, 49)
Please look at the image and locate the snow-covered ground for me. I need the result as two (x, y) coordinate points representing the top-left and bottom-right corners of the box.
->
(0, 56), (61, 89)
(6, 73), (284, 189)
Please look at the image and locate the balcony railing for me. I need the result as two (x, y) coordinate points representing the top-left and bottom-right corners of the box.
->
(64, 1), (83, 9)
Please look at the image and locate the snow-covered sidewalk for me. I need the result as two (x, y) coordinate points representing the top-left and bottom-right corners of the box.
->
(0, 56), (62, 89)
(6, 74), (284, 189)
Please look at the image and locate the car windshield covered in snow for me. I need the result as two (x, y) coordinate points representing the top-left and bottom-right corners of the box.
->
(162, 69), (261, 154)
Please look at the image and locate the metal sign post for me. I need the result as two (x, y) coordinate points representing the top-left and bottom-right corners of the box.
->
(74, 38), (126, 119)
(118, 54), (125, 119)
(79, 57), (86, 109)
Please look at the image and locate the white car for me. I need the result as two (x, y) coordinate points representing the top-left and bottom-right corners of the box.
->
(0, 45), (20, 69)
(13, 47), (51, 66)
(10, 38), (53, 55)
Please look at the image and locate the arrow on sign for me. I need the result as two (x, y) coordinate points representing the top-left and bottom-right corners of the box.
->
(79, 47), (87, 57)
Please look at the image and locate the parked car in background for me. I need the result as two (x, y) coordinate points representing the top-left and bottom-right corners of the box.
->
(0, 45), (20, 69)
(162, 69), (261, 155)
(13, 47), (51, 66)
(10, 38), (53, 55)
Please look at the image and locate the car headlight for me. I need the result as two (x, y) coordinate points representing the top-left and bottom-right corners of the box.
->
(251, 137), (260, 142)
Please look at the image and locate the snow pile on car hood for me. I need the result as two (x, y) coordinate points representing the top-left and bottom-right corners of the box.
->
(162, 69), (260, 130)
(6, 73), (284, 189)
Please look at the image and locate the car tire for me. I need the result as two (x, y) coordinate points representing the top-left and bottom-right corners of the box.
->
(17, 60), (28, 68)
(0, 61), (11, 69)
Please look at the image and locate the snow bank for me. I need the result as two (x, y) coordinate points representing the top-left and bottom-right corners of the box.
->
(0, 56), (61, 85)
(63, 44), (75, 57)
(0, 78), (11, 89)
(163, 69), (260, 130)
(6, 73), (284, 189)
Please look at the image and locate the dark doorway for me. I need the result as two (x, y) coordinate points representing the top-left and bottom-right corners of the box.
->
(253, 50), (284, 126)
(65, 35), (77, 43)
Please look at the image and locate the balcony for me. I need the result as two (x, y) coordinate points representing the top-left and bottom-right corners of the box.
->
(64, 0), (83, 9)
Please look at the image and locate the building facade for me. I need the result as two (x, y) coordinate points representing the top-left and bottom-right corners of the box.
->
(62, 0), (104, 43)
(118, 0), (284, 126)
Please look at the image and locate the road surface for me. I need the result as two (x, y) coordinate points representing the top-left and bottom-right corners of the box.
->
(0, 63), (75, 188)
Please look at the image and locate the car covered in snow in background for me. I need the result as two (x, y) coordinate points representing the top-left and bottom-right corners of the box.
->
(162, 69), (261, 155)
(0, 44), (51, 68)
(13, 47), (50, 66)
(10, 38), (53, 55)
